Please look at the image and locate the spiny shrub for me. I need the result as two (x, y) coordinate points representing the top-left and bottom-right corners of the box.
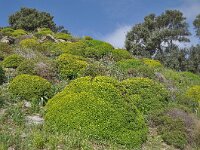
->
(16, 59), (36, 75)
(110, 49), (132, 61)
(116, 59), (155, 78)
(19, 38), (38, 49)
(35, 28), (53, 37)
(186, 85), (200, 102)
(9, 74), (52, 101)
(121, 77), (169, 114)
(2, 54), (24, 68)
(0, 27), (14, 36)
(11, 29), (27, 37)
(45, 76), (147, 148)
(56, 54), (88, 80)
(0, 66), (5, 84)
(142, 58), (163, 68)
(0, 43), (13, 60)
(55, 33), (72, 40)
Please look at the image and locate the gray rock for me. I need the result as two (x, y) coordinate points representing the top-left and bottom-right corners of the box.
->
(24, 101), (31, 108)
(0, 36), (15, 44)
(26, 115), (44, 125)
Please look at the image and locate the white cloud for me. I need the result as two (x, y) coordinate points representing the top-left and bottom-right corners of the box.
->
(102, 25), (131, 48)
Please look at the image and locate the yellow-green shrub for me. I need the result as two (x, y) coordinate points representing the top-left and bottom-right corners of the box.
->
(55, 33), (72, 40)
(121, 77), (169, 114)
(9, 74), (52, 100)
(111, 49), (132, 61)
(35, 28), (53, 37)
(142, 58), (163, 68)
(0, 43), (13, 60)
(19, 38), (38, 49)
(45, 76), (147, 148)
(56, 54), (88, 80)
(2, 54), (24, 68)
(186, 85), (200, 102)
(11, 29), (27, 37)
(0, 27), (14, 36)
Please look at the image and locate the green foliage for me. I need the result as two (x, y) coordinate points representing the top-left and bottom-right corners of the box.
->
(45, 76), (147, 148)
(56, 54), (88, 80)
(16, 59), (35, 75)
(121, 77), (169, 114)
(35, 28), (54, 37)
(19, 38), (38, 49)
(110, 49), (132, 61)
(142, 58), (163, 68)
(193, 14), (200, 37)
(126, 10), (190, 58)
(0, 66), (5, 85)
(9, 74), (52, 101)
(2, 54), (24, 68)
(186, 85), (200, 102)
(11, 29), (27, 37)
(55, 32), (72, 40)
(0, 27), (14, 36)
(0, 43), (13, 60)
(84, 36), (93, 40)
(9, 7), (56, 31)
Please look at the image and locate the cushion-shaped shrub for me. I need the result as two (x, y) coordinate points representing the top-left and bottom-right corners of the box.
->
(45, 76), (147, 148)
(56, 54), (88, 80)
(0, 43), (13, 60)
(16, 59), (35, 75)
(0, 66), (5, 85)
(110, 49), (132, 61)
(0, 27), (14, 36)
(121, 77), (169, 114)
(19, 38), (38, 49)
(2, 54), (24, 68)
(55, 33), (72, 40)
(142, 58), (163, 68)
(116, 59), (155, 78)
(186, 85), (200, 102)
(11, 29), (27, 37)
(9, 74), (52, 100)
(35, 28), (53, 37)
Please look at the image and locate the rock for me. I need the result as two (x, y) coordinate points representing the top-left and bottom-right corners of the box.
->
(26, 115), (44, 125)
(40, 34), (58, 43)
(0, 36), (15, 44)
(24, 101), (31, 108)
(155, 72), (167, 83)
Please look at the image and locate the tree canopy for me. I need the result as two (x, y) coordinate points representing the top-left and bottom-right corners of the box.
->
(9, 7), (57, 31)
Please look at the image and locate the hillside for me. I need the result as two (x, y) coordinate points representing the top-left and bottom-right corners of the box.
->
(0, 27), (200, 150)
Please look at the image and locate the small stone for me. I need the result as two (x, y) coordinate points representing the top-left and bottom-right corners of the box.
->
(26, 115), (44, 125)
(24, 101), (31, 108)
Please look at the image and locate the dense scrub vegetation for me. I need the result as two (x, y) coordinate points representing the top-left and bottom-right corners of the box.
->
(0, 8), (200, 150)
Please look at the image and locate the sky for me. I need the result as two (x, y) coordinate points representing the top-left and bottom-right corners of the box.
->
(0, 0), (200, 48)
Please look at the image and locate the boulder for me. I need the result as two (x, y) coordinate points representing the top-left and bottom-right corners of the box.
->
(0, 36), (15, 44)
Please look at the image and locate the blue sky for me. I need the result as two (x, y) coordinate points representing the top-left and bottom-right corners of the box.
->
(0, 0), (200, 47)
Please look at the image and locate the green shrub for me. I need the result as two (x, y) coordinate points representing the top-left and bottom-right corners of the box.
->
(116, 59), (155, 78)
(84, 36), (93, 40)
(56, 54), (88, 80)
(16, 59), (35, 75)
(9, 74), (52, 101)
(55, 32), (72, 40)
(121, 77), (169, 114)
(110, 49), (132, 61)
(45, 76), (147, 148)
(0, 66), (5, 84)
(0, 27), (14, 36)
(0, 43), (13, 60)
(186, 85), (200, 102)
(2, 54), (24, 68)
(35, 28), (53, 37)
(142, 58), (163, 68)
(11, 29), (27, 37)
(19, 38), (38, 49)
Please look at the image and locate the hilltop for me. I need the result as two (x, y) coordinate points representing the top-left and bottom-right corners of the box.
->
(0, 26), (200, 150)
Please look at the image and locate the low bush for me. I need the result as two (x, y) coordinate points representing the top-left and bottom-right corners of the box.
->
(16, 59), (36, 75)
(11, 29), (27, 37)
(121, 77), (169, 114)
(56, 54), (88, 80)
(45, 76), (147, 148)
(35, 28), (53, 37)
(0, 66), (5, 84)
(19, 38), (38, 49)
(0, 27), (14, 36)
(9, 74), (52, 101)
(0, 43), (13, 60)
(55, 33), (72, 40)
(110, 49), (132, 61)
(142, 58), (163, 68)
(2, 54), (24, 68)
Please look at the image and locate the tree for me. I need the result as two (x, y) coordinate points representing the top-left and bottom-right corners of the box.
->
(125, 10), (190, 59)
(9, 7), (57, 31)
(193, 14), (200, 37)
(187, 46), (200, 74)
